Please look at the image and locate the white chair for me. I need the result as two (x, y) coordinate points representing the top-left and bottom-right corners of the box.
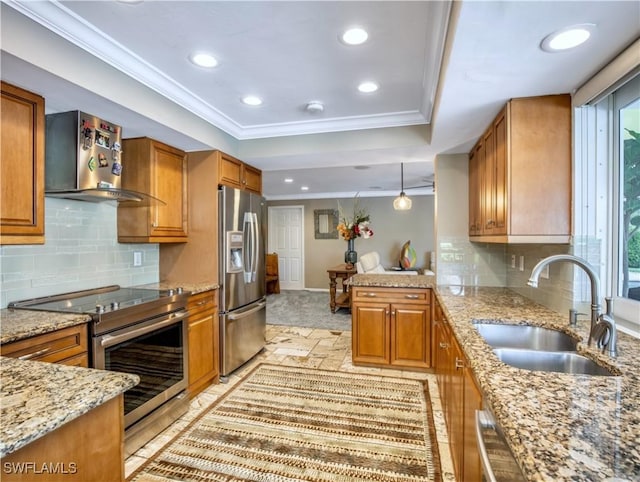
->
(355, 251), (418, 275)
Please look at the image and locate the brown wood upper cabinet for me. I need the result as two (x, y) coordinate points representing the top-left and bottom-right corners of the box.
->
(118, 137), (188, 243)
(468, 94), (571, 243)
(217, 150), (262, 195)
(0, 82), (45, 245)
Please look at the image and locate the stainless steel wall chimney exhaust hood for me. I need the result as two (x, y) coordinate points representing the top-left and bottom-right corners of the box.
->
(45, 111), (163, 205)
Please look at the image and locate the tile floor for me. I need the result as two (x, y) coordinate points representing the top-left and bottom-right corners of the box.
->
(125, 324), (456, 481)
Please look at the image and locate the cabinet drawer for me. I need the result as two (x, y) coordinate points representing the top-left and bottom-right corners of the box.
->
(187, 290), (217, 319)
(1, 324), (88, 364)
(352, 287), (430, 304)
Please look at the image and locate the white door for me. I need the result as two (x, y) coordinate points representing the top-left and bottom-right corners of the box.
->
(268, 206), (304, 290)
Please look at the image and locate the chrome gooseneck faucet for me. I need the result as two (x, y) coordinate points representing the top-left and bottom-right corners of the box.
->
(527, 254), (617, 357)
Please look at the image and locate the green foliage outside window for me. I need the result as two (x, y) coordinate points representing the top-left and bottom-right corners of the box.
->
(623, 129), (640, 292)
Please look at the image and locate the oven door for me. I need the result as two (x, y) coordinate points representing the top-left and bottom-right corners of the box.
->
(92, 309), (189, 428)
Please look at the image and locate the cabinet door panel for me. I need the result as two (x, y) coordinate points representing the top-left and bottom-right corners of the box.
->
(188, 314), (215, 386)
(482, 126), (495, 235)
(218, 154), (243, 188)
(468, 144), (481, 235)
(0, 82), (45, 244)
(242, 164), (262, 194)
(152, 144), (187, 237)
(463, 369), (483, 482)
(493, 108), (507, 234)
(391, 304), (430, 368)
(450, 337), (465, 480)
(352, 303), (389, 365)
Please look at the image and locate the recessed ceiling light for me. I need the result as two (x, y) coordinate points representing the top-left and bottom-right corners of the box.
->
(358, 81), (379, 93)
(540, 24), (595, 52)
(189, 52), (218, 68)
(301, 186), (309, 191)
(284, 178), (294, 183)
(341, 27), (368, 46)
(242, 95), (263, 106)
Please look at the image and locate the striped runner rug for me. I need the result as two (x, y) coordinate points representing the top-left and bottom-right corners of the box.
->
(128, 364), (441, 481)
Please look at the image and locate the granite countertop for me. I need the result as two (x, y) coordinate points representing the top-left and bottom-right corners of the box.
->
(436, 286), (640, 481)
(0, 309), (92, 345)
(348, 273), (436, 289)
(0, 356), (138, 457)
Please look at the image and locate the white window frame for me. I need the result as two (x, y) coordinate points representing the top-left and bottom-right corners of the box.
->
(575, 75), (640, 337)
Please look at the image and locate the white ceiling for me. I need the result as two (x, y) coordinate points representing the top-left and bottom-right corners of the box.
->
(1, 1), (639, 200)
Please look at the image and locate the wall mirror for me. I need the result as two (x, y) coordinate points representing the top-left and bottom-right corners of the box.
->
(314, 209), (339, 239)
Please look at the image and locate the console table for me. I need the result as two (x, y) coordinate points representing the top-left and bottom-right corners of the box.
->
(327, 264), (357, 313)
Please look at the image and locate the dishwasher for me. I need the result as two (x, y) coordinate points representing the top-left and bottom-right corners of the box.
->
(476, 409), (527, 482)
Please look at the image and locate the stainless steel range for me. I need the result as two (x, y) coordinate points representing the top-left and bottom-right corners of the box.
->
(9, 285), (190, 457)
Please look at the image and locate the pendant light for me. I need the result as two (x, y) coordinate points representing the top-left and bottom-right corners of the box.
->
(393, 163), (412, 210)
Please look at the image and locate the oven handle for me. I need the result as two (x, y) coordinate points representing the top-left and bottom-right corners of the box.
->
(100, 310), (188, 348)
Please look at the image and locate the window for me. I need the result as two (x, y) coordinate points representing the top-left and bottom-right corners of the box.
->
(614, 80), (640, 302)
(577, 75), (640, 336)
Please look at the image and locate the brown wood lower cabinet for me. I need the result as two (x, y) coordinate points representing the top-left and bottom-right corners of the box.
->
(187, 290), (219, 397)
(0, 324), (89, 367)
(433, 295), (482, 482)
(352, 287), (431, 369)
(1, 395), (125, 482)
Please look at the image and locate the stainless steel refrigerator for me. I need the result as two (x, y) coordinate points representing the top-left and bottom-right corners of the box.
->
(218, 186), (267, 377)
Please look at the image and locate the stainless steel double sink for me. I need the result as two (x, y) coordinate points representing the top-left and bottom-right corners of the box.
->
(474, 323), (616, 376)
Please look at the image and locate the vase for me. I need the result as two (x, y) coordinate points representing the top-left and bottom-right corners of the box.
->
(344, 238), (357, 268)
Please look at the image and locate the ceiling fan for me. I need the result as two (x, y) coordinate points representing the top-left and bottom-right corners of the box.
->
(405, 179), (436, 192)
(404, 176), (436, 192)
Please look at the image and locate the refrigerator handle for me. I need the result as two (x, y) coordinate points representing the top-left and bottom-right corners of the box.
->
(243, 213), (253, 283)
(251, 212), (259, 282)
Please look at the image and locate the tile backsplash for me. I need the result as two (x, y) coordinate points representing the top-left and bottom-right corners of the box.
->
(0, 198), (159, 308)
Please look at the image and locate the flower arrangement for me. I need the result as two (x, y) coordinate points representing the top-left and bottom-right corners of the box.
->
(336, 197), (374, 240)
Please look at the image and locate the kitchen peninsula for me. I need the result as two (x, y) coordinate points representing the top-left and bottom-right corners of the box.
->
(1, 361), (137, 482)
(349, 274), (640, 481)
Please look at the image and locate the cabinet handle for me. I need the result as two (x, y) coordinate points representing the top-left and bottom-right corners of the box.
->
(364, 292), (377, 297)
(195, 300), (207, 306)
(404, 294), (420, 299)
(18, 347), (51, 360)
(455, 357), (465, 369)
(439, 342), (449, 349)
(486, 219), (495, 227)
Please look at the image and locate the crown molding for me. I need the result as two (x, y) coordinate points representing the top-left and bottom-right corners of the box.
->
(6, 0), (433, 140)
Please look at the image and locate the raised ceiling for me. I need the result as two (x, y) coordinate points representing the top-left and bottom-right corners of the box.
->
(1, 1), (638, 199)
